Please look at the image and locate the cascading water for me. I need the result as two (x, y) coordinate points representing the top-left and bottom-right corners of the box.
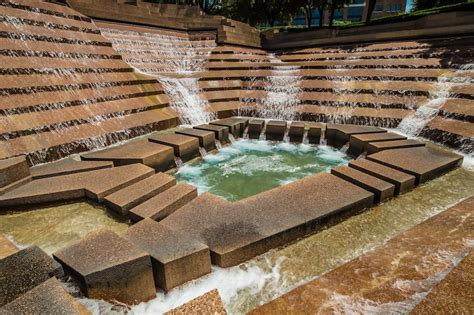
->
(398, 64), (474, 135)
(256, 54), (302, 120)
(100, 27), (216, 125)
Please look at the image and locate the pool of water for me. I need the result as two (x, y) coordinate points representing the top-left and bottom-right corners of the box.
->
(175, 139), (350, 201)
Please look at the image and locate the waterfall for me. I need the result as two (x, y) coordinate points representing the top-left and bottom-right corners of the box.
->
(198, 146), (208, 158)
(256, 54), (302, 120)
(398, 64), (473, 136)
(215, 140), (223, 150)
(100, 27), (216, 126)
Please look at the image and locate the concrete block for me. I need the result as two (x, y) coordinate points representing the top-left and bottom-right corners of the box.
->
(265, 120), (286, 141)
(175, 128), (216, 151)
(194, 124), (230, 143)
(348, 132), (407, 157)
(149, 134), (199, 162)
(0, 156), (30, 189)
(248, 119), (265, 139)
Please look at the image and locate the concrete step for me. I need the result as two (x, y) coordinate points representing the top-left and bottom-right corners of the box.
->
(366, 139), (425, 154)
(30, 158), (113, 179)
(193, 124), (230, 143)
(104, 173), (176, 216)
(148, 134), (200, 162)
(331, 165), (395, 203)
(129, 183), (198, 223)
(175, 128), (216, 151)
(348, 132), (407, 156)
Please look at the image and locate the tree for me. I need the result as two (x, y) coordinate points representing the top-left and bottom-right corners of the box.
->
(365, 0), (377, 24)
(297, 0), (328, 28)
(196, 0), (219, 13)
(328, 0), (349, 27)
(256, 0), (299, 27)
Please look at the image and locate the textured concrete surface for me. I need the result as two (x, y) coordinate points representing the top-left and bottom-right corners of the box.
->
(0, 236), (17, 260)
(149, 134), (200, 162)
(81, 141), (174, 172)
(288, 121), (305, 143)
(176, 129), (216, 151)
(104, 173), (176, 215)
(194, 124), (230, 143)
(331, 165), (395, 203)
(129, 183), (198, 223)
(265, 120), (287, 141)
(251, 196), (474, 314)
(124, 219), (211, 292)
(367, 146), (463, 184)
(162, 173), (374, 267)
(248, 119), (265, 139)
(0, 156), (30, 189)
(30, 158), (113, 179)
(366, 139), (425, 154)
(0, 246), (64, 307)
(349, 159), (415, 195)
(307, 123), (323, 144)
(326, 124), (386, 148)
(210, 118), (242, 138)
(53, 229), (156, 305)
(0, 278), (90, 315)
(165, 289), (226, 315)
(348, 132), (407, 156)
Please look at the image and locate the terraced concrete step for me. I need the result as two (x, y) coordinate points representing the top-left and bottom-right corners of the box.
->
(81, 140), (174, 172)
(148, 134), (199, 162)
(348, 159), (415, 195)
(348, 132), (407, 156)
(367, 146), (463, 184)
(366, 139), (425, 154)
(331, 165), (395, 203)
(326, 124), (386, 148)
(175, 128), (216, 151)
(0, 156), (30, 189)
(30, 158), (113, 179)
(248, 119), (265, 138)
(129, 183), (198, 223)
(265, 120), (287, 141)
(104, 173), (176, 216)
(210, 118), (243, 137)
(193, 124), (230, 143)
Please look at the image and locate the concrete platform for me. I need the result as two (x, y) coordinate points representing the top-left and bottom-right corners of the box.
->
(331, 165), (395, 203)
(81, 140), (174, 172)
(129, 183), (198, 223)
(307, 123), (322, 144)
(30, 158), (113, 179)
(248, 119), (265, 139)
(0, 236), (17, 260)
(53, 229), (156, 305)
(0, 246), (64, 307)
(288, 121), (305, 143)
(366, 139), (425, 154)
(265, 120), (287, 141)
(161, 173), (374, 267)
(349, 159), (415, 195)
(210, 118), (242, 138)
(194, 124), (230, 143)
(0, 164), (155, 207)
(148, 134), (199, 162)
(165, 289), (226, 315)
(104, 173), (176, 216)
(326, 124), (386, 148)
(0, 156), (30, 189)
(175, 129), (216, 151)
(367, 146), (463, 184)
(0, 176), (32, 197)
(0, 278), (90, 315)
(124, 219), (211, 292)
(348, 132), (407, 156)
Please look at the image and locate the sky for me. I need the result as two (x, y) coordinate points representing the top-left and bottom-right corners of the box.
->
(406, 0), (413, 12)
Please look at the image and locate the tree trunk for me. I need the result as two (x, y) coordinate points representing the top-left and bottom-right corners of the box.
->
(329, 5), (336, 27)
(318, 6), (324, 27)
(305, 5), (312, 28)
(366, 0), (377, 24)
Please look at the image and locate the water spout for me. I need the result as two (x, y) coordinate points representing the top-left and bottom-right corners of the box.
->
(174, 156), (184, 169)
(199, 146), (208, 158)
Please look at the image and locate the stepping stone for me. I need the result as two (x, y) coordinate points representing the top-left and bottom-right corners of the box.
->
(104, 173), (176, 216)
(366, 139), (425, 154)
(331, 165), (395, 203)
(123, 219), (211, 292)
(53, 229), (156, 305)
(248, 119), (265, 139)
(175, 128), (216, 151)
(149, 134), (199, 162)
(129, 183), (198, 223)
(0, 246), (64, 307)
(288, 121), (305, 143)
(210, 118), (242, 137)
(326, 124), (386, 148)
(165, 289), (226, 315)
(349, 159), (415, 195)
(0, 156), (30, 190)
(367, 146), (463, 185)
(0, 278), (90, 315)
(307, 123), (323, 144)
(0, 236), (17, 260)
(194, 124), (230, 143)
(348, 132), (407, 156)
(30, 158), (113, 179)
(81, 140), (174, 172)
(265, 120), (287, 141)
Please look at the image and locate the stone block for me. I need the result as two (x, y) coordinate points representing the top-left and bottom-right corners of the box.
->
(366, 139), (425, 154)
(265, 120), (287, 141)
(81, 141), (174, 172)
(0, 246), (64, 307)
(367, 146), (463, 185)
(149, 134), (199, 162)
(348, 132), (407, 157)
(53, 229), (156, 305)
(331, 165), (395, 204)
(129, 183), (198, 223)
(326, 124), (386, 148)
(30, 158), (113, 179)
(0, 278), (90, 315)
(104, 173), (176, 215)
(349, 159), (415, 195)
(0, 156), (30, 189)
(307, 123), (322, 144)
(194, 124), (230, 143)
(248, 119), (265, 139)
(175, 129), (216, 151)
(165, 289), (226, 315)
(210, 118), (241, 138)
(288, 121), (305, 143)
(124, 219), (211, 292)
